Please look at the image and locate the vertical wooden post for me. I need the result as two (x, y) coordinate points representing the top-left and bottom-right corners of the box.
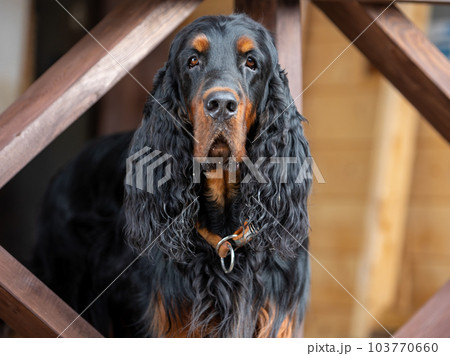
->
(351, 79), (419, 337)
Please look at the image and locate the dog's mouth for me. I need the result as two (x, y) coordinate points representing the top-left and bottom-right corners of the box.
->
(208, 135), (231, 158)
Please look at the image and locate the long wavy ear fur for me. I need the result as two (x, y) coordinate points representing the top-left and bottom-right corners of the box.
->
(241, 64), (312, 258)
(124, 62), (199, 261)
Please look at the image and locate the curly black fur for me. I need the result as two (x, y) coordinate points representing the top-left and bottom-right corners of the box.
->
(32, 14), (311, 337)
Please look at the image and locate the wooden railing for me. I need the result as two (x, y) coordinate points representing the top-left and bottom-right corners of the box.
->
(0, 0), (449, 337)
(395, 281), (450, 337)
(0, 0), (201, 190)
(0, 246), (101, 337)
(313, 0), (450, 142)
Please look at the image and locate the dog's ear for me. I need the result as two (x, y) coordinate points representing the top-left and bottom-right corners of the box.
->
(124, 62), (199, 260)
(241, 64), (312, 258)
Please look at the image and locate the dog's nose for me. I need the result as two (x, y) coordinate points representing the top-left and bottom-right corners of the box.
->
(204, 91), (238, 121)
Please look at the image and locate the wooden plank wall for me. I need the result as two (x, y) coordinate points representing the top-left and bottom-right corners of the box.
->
(303, 3), (377, 336)
(303, 2), (450, 337)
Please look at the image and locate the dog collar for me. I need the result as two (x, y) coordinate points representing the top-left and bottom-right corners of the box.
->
(195, 221), (257, 273)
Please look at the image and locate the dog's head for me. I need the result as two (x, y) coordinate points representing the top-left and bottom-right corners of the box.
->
(168, 16), (276, 162)
(125, 14), (311, 260)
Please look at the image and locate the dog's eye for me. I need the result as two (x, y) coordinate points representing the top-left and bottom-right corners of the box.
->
(188, 56), (199, 68)
(245, 56), (256, 70)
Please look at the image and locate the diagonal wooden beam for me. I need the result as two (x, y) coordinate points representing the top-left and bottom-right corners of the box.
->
(0, 0), (202, 190)
(395, 280), (450, 337)
(313, 1), (450, 142)
(0, 246), (102, 337)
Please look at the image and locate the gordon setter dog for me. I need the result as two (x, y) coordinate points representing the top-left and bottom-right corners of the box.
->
(33, 14), (311, 337)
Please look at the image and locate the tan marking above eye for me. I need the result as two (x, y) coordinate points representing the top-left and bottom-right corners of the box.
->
(191, 33), (209, 52)
(236, 35), (255, 53)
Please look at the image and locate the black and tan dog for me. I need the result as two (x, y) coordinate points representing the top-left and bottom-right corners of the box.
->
(33, 14), (311, 337)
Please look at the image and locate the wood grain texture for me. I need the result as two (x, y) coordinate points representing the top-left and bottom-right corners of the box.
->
(313, 1), (450, 142)
(0, 246), (102, 337)
(0, 0), (201, 189)
(235, 0), (303, 111)
(395, 280), (450, 337)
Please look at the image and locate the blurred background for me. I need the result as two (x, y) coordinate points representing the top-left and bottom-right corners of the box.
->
(0, 0), (449, 337)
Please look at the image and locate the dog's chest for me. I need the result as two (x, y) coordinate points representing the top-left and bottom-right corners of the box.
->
(204, 170), (239, 208)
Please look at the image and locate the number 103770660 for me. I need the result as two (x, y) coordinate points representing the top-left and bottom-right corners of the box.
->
(368, 342), (438, 353)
